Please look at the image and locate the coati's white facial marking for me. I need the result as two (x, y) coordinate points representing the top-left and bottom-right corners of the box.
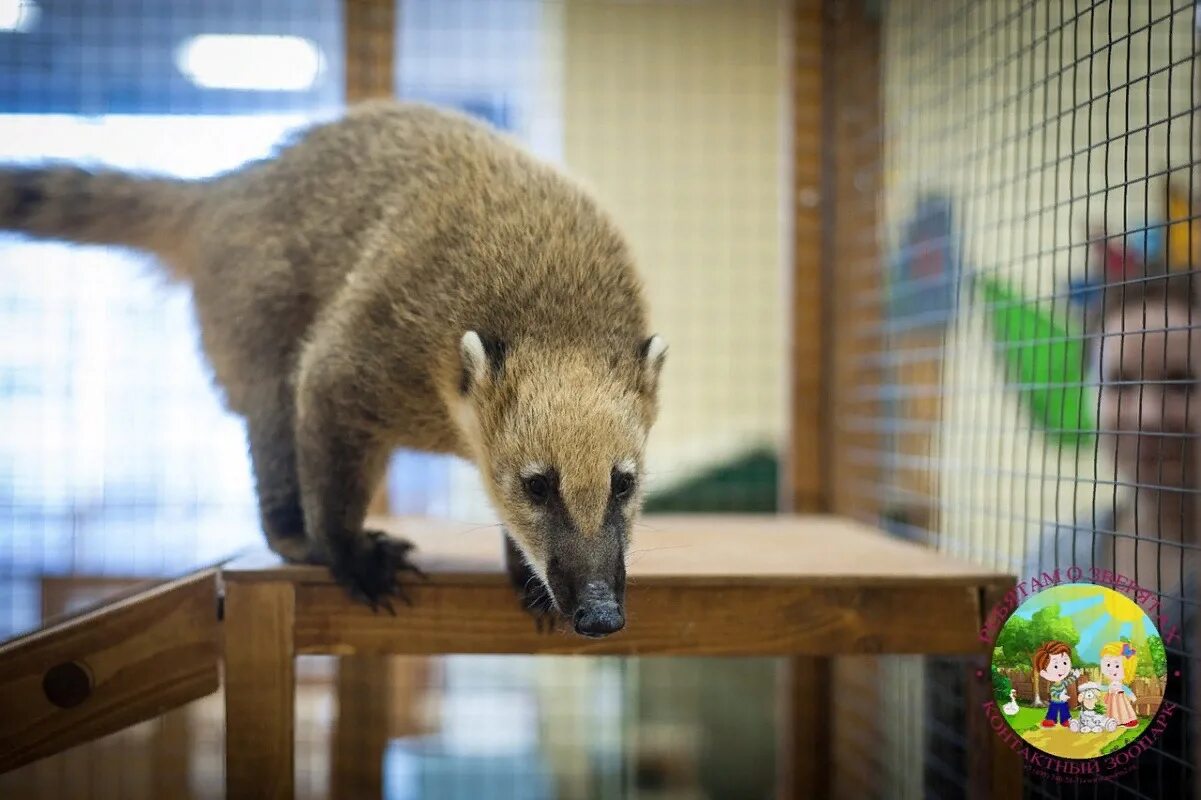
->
(519, 461), (549, 480)
(616, 456), (637, 476)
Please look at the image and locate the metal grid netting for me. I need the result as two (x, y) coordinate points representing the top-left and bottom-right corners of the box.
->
(837, 0), (1199, 796)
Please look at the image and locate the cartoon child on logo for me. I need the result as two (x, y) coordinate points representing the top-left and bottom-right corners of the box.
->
(1033, 640), (1083, 727)
(1099, 641), (1140, 728)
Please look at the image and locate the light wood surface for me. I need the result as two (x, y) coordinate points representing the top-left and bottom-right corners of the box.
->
(223, 513), (1010, 587)
(0, 570), (220, 774)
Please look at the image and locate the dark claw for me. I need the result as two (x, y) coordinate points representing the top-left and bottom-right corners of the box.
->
(502, 532), (563, 634)
(520, 588), (559, 635)
(329, 529), (422, 613)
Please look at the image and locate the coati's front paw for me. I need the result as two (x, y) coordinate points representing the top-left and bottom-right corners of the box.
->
(330, 529), (426, 614)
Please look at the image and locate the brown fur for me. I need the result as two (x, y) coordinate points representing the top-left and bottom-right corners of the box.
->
(0, 100), (666, 625)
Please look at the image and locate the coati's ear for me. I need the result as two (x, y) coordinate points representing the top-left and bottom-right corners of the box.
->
(460, 330), (507, 394)
(639, 334), (667, 394)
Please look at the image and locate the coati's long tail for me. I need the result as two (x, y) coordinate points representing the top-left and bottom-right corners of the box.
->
(0, 165), (203, 259)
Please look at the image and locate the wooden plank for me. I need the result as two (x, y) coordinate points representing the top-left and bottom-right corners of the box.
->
(290, 581), (993, 657)
(344, 0), (396, 103)
(223, 514), (1014, 587)
(38, 574), (196, 800)
(0, 570), (220, 774)
(223, 581), (296, 800)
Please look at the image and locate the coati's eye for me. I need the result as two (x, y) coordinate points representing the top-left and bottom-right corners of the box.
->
(611, 471), (635, 500)
(523, 474), (552, 505)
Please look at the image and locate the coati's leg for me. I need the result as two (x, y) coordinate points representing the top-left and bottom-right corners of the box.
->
(504, 532), (558, 634)
(293, 344), (423, 611)
(242, 382), (320, 564)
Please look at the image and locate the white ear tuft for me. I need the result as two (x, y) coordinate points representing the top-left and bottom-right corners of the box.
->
(642, 334), (667, 390)
(644, 335), (668, 366)
(460, 330), (487, 391)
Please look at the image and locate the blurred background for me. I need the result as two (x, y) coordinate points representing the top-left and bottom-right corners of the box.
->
(0, 0), (1196, 798)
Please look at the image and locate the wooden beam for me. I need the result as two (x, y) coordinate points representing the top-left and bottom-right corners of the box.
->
(221, 514), (1010, 659)
(0, 570), (220, 774)
(345, 0), (396, 103)
(289, 581), (993, 657)
(223, 581), (296, 800)
(38, 575), (196, 799)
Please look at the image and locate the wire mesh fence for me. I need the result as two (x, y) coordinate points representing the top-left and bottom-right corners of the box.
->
(827, 0), (1199, 796)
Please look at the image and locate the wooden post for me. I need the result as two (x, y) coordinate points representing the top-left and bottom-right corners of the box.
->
(824, 0), (883, 523)
(786, 0), (828, 515)
(778, 656), (831, 799)
(223, 582), (296, 800)
(344, 0), (396, 104)
(781, 1), (832, 798)
(965, 587), (1022, 797)
(330, 657), (391, 799)
(338, 5), (400, 797)
(807, 0), (893, 792)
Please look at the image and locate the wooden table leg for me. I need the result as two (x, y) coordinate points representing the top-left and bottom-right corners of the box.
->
(966, 657), (1022, 799)
(779, 656), (831, 799)
(332, 656), (391, 799)
(224, 582), (296, 800)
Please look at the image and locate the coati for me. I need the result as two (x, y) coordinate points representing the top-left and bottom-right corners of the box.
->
(0, 100), (667, 638)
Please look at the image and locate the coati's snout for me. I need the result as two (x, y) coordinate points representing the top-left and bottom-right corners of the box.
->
(572, 584), (625, 638)
(546, 540), (628, 638)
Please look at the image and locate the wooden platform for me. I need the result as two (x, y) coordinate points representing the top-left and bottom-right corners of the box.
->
(224, 513), (1011, 657)
(0, 513), (1018, 798)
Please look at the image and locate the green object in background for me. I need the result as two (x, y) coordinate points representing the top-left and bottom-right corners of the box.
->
(642, 447), (779, 513)
(977, 275), (1096, 447)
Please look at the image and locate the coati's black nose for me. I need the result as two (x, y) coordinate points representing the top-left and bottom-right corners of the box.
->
(571, 580), (625, 638)
(573, 604), (625, 638)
